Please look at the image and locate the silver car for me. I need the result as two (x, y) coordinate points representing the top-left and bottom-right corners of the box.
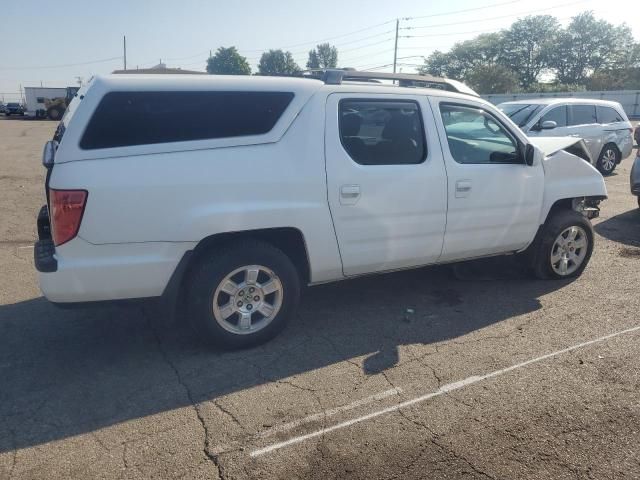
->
(498, 99), (634, 175)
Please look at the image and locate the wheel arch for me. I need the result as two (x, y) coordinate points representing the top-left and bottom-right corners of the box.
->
(541, 195), (606, 225)
(159, 227), (311, 324)
(165, 226), (310, 299)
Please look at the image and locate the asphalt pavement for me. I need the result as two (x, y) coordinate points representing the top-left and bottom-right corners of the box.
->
(0, 117), (639, 479)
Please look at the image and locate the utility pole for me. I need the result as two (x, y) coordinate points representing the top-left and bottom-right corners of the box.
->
(123, 35), (127, 70)
(393, 18), (399, 74)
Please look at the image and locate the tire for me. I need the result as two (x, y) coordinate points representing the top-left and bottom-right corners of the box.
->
(530, 210), (594, 280)
(47, 107), (62, 121)
(596, 144), (620, 175)
(187, 239), (301, 349)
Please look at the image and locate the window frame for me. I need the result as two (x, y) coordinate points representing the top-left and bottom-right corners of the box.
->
(596, 105), (624, 124)
(338, 97), (428, 166)
(438, 101), (524, 166)
(79, 90), (295, 151)
(538, 105), (568, 128)
(567, 104), (598, 127)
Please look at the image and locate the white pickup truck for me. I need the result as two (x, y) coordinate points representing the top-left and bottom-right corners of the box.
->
(35, 71), (607, 348)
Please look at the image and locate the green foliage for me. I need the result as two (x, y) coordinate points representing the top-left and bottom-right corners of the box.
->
(419, 11), (639, 92)
(307, 43), (338, 69)
(466, 64), (520, 94)
(258, 50), (301, 76)
(499, 16), (560, 88)
(588, 68), (640, 90)
(206, 47), (251, 75)
(550, 12), (634, 84)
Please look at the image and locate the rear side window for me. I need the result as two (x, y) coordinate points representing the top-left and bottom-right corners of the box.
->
(568, 105), (597, 126)
(540, 106), (567, 127)
(339, 99), (426, 165)
(80, 91), (294, 150)
(597, 106), (624, 124)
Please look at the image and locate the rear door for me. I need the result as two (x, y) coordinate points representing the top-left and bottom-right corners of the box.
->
(566, 104), (602, 161)
(324, 93), (447, 276)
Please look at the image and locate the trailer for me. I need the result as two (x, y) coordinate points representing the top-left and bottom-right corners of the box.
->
(24, 86), (79, 120)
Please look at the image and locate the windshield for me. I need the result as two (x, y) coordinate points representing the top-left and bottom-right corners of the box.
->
(498, 103), (544, 127)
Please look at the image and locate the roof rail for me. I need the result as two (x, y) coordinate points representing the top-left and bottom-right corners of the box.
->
(301, 69), (479, 96)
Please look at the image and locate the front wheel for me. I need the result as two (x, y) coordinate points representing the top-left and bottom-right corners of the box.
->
(187, 240), (301, 349)
(530, 210), (594, 280)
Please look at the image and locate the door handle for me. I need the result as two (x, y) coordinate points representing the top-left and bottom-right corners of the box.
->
(340, 184), (361, 205)
(455, 180), (472, 198)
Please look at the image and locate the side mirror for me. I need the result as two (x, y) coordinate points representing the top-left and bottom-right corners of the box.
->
(524, 143), (535, 166)
(541, 120), (557, 130)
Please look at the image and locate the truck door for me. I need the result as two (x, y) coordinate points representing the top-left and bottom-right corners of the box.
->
(324, 93), (448, 276)
(431, 98), (545, 261)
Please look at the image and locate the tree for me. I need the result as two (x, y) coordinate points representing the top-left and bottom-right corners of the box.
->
(499, 15), (560, 88)
(420, 33), (504, 80)
(550, 12), (635, 84)
(465, 64), (520, 94)
(258, 50), (301, 76)
(206, 47), (251, 75)
(307, 43), (338, 69)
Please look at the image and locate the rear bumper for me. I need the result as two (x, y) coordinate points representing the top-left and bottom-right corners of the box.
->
(35, 205), (196, 303)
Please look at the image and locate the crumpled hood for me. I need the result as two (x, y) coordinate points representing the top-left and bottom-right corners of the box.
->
(527, 136), (592, 162)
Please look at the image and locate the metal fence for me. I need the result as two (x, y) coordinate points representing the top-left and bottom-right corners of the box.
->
(482, 90), (640, 119)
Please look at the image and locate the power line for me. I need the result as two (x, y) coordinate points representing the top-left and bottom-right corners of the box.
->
(0, 56), (122, 70)
(402, 0), (587, 29)
(402, 0), (526, 20)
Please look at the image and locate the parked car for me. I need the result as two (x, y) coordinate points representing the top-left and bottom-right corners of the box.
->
(634, 124), (640, 148)
(631, 150), (640, 209)
(0, 103), (6, 114)
(5, 102), (24, 116)
(35, 72), (607, 348)
(498, 99), (634, 175)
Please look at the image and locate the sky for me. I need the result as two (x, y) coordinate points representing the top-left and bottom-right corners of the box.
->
(1, 0), (637, 102)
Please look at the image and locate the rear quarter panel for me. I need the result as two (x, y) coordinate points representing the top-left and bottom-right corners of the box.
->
(48, 94), (343, 283)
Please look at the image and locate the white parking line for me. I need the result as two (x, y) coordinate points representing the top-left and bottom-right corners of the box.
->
(17, 245), (34, 249)
(250, 324), (640, 458)
(257, 387), (403, 439)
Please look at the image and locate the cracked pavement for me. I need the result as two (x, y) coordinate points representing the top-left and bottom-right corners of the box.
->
(1, 118), (640, 479)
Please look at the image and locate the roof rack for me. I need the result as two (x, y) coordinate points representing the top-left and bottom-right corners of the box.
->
(301, 69), (479, 96)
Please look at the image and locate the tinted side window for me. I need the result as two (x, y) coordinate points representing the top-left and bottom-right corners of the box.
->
(440, 104), (520, 164)
(339, 100), (426, 165)
(568, 105), (597, 126)
(80, 91), (294, 150)
(541, 106), (567, 127)
(597, 106), (624, 124)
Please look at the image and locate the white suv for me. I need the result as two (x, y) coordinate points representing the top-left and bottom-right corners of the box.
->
(35, 71), (607, 348)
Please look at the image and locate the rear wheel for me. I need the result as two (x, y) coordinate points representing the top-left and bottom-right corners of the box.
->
(530, 210), (594, 280)
(596, 144), (619, 175)
(187, 240), (300, 349)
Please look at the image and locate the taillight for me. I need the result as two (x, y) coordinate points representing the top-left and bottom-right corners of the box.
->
(49, 189), (87, 246)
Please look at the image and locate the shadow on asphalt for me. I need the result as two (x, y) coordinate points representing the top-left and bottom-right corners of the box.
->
(595, 208), (640, 247)
(0, 257), (571, 453)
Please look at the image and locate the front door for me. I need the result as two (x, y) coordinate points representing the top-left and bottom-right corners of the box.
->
(431, 98), (545, 261)
(324, 93), (448, 276)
